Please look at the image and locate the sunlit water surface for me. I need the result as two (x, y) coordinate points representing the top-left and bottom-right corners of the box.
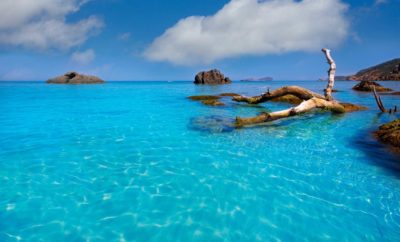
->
(0, 81), (399, 241)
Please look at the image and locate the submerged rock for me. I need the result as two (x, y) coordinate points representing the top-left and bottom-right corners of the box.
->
(374, 119), (400, 151)
(189, 115), (235, 133)
(187, 95), (225, 106)
(201, 100), (225, 106)
(47, 72), (104, 84)
(194, 69), (232, 85)
(352, 81), (392, 92)
(219, 93), (240, 97)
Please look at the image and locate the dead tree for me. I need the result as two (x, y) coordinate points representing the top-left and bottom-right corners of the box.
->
(373, 86), (398, 114)
(233, 48), (365, 127)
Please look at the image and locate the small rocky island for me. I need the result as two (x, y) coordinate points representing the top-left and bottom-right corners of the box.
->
(346, 58), (400, 81)
(47, 72), (104, 84)
(352, 81), (392, 92)
(194, 69), (231, 85)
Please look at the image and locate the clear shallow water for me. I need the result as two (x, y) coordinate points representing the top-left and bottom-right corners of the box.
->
(0, 80), (399, 241)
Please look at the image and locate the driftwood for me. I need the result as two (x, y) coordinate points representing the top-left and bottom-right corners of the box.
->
(234, 49), (365, 127)
(373, 86), (398, 114)
(233, 86), (324, 104)
(236, 97), (345, 126)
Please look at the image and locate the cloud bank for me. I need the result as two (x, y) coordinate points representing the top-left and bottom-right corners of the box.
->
(0, 0), (103, 50)
(144, 0), (349, 65)
(71, 49), (95, 65)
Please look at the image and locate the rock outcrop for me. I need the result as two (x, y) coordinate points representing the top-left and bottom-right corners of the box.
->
(194, 69), (231, 85)
(347, 58), (400, 81)
(374, 119), (400, 151)
(47, 72), (104, 84)
(352, 81), (392, 92)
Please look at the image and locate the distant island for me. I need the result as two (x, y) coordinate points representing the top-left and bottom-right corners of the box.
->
(240, 76), (273, 82)
(47, 72), (104, 84)
(337, 58), (400, 81)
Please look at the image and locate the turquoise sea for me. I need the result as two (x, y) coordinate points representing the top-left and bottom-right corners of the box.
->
(0, 80), (399, 241)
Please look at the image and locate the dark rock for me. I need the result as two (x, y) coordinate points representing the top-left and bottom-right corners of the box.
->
(352, 81), (392, 92)
(347, 58), (400, 81)
(47, 72), (104, 84)
(188, 95), (221, 101)
(219, 93), (240, 97)
(194, 69), (231, 85)
(374, 119), (400, 151)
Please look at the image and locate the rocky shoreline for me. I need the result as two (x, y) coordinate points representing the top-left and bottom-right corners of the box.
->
(374, 119), (400, 152)
(342, 58), (400, 81)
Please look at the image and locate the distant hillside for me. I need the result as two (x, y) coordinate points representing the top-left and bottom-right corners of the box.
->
(347, 58), (400, 81)
(240, 76), (273, 82)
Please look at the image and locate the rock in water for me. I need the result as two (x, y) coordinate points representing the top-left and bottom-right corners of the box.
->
(194, 69), (231, 85)
(47, 72), (104, 84)
(187, 95), (225, 106)
(352, 81), (392, 92)
(374, 119), (400, 151)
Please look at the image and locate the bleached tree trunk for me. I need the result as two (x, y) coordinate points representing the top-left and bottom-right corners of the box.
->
(232, 86), (324, 104)
(236, 98), (345, 126)
(232, 48), (365, 127)
(322, 48), (336, 101)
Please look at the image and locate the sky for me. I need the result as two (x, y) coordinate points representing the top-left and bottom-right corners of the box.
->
(0, 0), (399, 81)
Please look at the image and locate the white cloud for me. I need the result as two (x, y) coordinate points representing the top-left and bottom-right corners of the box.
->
(144, 0), (349, 65)
(71, 49), (95, 65)
(0, 0), (103, 50)
(118, 32), (131, 41)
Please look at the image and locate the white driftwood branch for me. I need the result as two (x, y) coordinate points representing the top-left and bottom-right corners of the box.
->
(231, 49), (366, 127)
(236, 98), (345, 126)
(322, 48), (336, 101)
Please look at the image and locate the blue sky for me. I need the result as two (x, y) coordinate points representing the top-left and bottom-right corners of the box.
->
(0, 0), (399, 81)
